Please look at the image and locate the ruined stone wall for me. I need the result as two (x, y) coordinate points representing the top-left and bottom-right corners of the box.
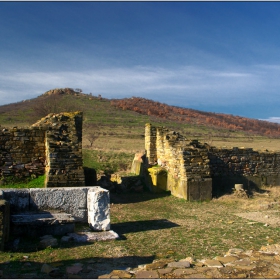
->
(145, 123), (280, 201)
(0, 127), (46, 180)
(32, 112), (84, 187)
(145, 124), (212, 200)
(208, 147), (280, 196)
(0, 112), (84, 187)
(145, 124), (157, 164)
(208, 147), (280, 178)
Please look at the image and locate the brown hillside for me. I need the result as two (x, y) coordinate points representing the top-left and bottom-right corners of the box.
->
(111, 97), (280, 137)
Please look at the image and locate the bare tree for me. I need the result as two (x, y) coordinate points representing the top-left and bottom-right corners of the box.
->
(87, 133), (99, 147)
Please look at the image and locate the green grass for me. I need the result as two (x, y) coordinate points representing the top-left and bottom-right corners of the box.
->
(83, 149), (134, 174)
(0, 175), (45, 188)
(1, 191), (280, 279)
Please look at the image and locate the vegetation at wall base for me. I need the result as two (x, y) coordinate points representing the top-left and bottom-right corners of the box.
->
(0, 175), (45, 189)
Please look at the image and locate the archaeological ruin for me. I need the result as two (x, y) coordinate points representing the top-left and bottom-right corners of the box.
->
(0, 112), (112, 250)
(0, 111), (85, 187)
(143, 123), (280, 201)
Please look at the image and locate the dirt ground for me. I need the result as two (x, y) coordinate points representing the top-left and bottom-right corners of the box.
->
(219, 186), (280, 227)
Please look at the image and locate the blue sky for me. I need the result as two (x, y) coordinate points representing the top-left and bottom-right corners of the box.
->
(1, 2), (280, 122)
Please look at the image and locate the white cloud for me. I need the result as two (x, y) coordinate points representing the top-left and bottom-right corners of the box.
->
(259, 117), (280, 124)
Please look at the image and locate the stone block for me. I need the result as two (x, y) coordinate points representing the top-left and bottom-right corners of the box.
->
(187, 179), (212, 201)
(148, 167), (167, 192)
(11, 212), (75, 237)
(30, 187), (88, 221)
(0, 199), (10, 250)
(2, 189), (30, 213)
(87, 187), (110, 231)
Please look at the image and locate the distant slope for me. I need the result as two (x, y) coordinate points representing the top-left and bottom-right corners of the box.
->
(0, 88), (279, 140)
(111, 97), (280, 137)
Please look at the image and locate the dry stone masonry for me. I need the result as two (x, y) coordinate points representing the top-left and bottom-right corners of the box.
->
(0, 111), (84, 188)
(0, 127), (45, 181)
(144, 123), (280, 201)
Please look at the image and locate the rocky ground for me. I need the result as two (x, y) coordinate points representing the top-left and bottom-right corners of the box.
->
(3, 243), (280, 279)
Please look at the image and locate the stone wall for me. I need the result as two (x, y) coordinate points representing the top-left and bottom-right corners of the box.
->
(208, 147), (280, 196)
(0, 127), (45, 180)
(145, 124), (212, 200)
(0, 112), (84, 188)
(32, 112), (84, 187)
(145, 123), (280, 201)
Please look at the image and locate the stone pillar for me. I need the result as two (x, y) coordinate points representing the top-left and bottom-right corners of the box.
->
(87, 187), (110, 231)
(145, 123), (157, 164)
(33, 111), (85, 187)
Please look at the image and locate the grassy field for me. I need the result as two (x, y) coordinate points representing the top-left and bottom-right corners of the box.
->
(1, 187), (280, 278)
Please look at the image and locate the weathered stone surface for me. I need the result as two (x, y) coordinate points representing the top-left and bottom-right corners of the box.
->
(61, 235), (73, 243)
(145, 260), (170, 270)
(87, 187), (110, 231)
(30, 187), (88, 221)
(215, 255), (239, 263)
(2, 189), (29, 213)
(172, 268), (195, 276)
(167, 260), (191, 268)
(226, 248), (244, 256)
(98, 274), (111, 279)
(39, 235), (58, 249)
(66, 263), (83, 274)
(2, 186), (111, 238)
(203, 259), (223, 268)
(67, 230), (118, 242)
(11, 212), (74, 225)
(41, 263), (56, 274)
(134, 270), (159, 279)
(110, 270), (132, 278)
(11, 212), (75, 236)
(260, 244), (280, 254)
(157, 267), (173, 275)
(0, 199), (10, 250)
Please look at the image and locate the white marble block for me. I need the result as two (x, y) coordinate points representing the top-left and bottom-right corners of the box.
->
(87, 187), (110, 231)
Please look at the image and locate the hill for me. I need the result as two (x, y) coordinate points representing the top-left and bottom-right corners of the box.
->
(111, 97), (280, 137)
(0, 88), (280, 155)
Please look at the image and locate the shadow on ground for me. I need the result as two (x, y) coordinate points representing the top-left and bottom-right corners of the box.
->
(0, 254), (155, 279)
(111, 219), (179, 239)
(110, 190), (171, 204)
